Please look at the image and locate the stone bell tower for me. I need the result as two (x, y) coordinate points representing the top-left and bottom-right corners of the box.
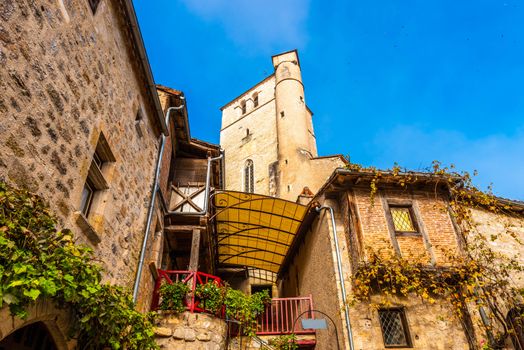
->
(220, 50), (343, 202)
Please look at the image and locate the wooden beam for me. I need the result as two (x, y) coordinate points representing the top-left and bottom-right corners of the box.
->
(164, 225), (206, 233)
(189, 229), (201, 271)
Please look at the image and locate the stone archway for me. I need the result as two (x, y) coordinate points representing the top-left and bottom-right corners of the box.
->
(0, 322), (58, 350)
(0, 299), (74, 350)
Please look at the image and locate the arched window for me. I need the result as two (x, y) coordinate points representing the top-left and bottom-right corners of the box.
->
(253, 93), (259, 107)
(244, 159), (254, 193)
(240, 100), (247, 114)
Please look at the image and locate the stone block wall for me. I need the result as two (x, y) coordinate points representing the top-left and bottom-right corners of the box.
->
(220, 76), (278, 195)
(0, 0), (163, 287)
(154, 311), (227, 349)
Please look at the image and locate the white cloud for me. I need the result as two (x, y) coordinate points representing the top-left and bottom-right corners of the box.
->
(369, 125), (524, 200)
(178, 0), (310, 51)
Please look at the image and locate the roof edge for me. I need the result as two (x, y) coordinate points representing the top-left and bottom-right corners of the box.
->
(220, 74), (275, 111)
(122, 0), (168, 135)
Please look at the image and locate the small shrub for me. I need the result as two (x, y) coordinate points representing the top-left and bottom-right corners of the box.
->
(269, 334), (298, 350)
(195, 281), (226, 314)
(158, 281), (190, 313)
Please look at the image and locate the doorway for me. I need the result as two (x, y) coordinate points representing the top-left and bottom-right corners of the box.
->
(0, 322), (58, 350)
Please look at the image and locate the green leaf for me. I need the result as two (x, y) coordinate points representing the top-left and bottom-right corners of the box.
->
(3, 293), (18, 305)
(7, 280), (25, 288)
(23, 288), (41, 300)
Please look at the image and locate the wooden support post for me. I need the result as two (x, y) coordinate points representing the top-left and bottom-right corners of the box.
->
(189, 229), (201, 271)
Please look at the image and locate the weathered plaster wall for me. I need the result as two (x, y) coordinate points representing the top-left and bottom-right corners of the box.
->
(280, 204), (346, 350)
(471, 208), (524, 286)
(0, 0), (161, 289)
(349, 296), (469, 350)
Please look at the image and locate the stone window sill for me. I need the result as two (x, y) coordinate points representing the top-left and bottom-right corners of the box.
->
(74, 211), (101, 244)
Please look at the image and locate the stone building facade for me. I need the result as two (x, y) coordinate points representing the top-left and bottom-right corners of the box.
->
(1, 1), (523, 348)
(220, 51), (524, 350)
(0, 0), (173, 345)
(279, 172), (472, 349)
(220, 50), (345, 202)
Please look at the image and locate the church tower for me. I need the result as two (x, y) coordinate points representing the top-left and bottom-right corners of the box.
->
(220, 50), (343, 202)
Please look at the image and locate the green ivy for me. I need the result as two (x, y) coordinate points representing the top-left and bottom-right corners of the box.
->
(195, 281), (225, 314)
(158, 281), (190, 313)
(268, 334), (298, 350)
(0, 181), (157, 349)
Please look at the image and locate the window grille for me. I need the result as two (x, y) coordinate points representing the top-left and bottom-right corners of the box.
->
(378, 309), (411, 347)
(244, 159), (254, 193)
(390, 206), (417, 233)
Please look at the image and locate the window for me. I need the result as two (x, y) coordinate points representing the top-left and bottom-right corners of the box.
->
(253, 94), (259, 107)
(251, 284), (272, 298)
(79, 133), (115, 218)
(80, 179), (94, 217)
(244, 159), (254, 193)
(88, 0), (100, 14)
(379, 309), (412, 348)
(389, 206), (418, 234)
(135, 107), (145, 137)
(240, 100), (247, 115)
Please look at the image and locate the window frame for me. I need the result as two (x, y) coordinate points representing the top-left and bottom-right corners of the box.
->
(243, 159), (254, 193)
(79, 179), (95, 217)
(79, 132), (115, 218)
(378, 308), (413, 348)
(388, 204), (420, 236)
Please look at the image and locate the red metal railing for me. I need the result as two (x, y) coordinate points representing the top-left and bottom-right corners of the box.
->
(151, 269), (223, 314)
(152, 270), (315, 337)
(256, 295), (315, 335)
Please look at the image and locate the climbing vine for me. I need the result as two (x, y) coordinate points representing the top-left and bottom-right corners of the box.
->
(347, 161), (524, 349)
(0, 181), (157, 349)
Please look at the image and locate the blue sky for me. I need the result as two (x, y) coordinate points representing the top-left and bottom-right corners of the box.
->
(134, 0), (524, 200)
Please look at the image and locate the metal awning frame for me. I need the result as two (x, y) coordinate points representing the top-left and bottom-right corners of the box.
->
(209, 190), (309, 275)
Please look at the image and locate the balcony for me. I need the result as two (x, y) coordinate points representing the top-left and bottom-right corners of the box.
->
(152, 269), (316, 347)
(151, 270), (223, 314)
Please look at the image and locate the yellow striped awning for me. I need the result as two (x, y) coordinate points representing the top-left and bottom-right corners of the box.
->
(211, 191), (308, 273)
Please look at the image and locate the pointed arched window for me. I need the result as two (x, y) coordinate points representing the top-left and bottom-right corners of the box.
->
(240, 100), (247, 115)
(244, 159), (254, 193)
(253, 93), (259, 107)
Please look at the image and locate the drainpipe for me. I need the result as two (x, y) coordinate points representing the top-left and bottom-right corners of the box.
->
(316, 205), (355, 350)
(132, 104), (182, 302)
